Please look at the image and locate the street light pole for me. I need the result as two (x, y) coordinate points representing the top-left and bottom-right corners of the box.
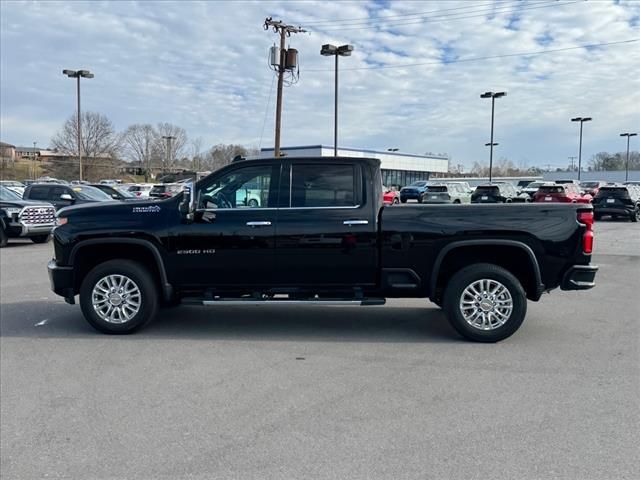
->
(63, 69), (94, 181)
(321, 44), (354, 157)
(571, 116), (592, 181)
(620, 132), (638, 182)
(32, 141), (37, 180)
(480, 91), (506, 183)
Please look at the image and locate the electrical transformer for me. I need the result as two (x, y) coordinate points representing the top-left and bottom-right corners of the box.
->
(269, 45), (280, 67)
(285, 48), (298, 70)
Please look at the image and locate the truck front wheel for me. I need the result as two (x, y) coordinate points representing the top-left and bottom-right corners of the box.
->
(443, 263), (527, 342)
(79, 260), (158, 334)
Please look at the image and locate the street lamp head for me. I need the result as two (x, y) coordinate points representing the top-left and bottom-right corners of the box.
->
(494, 91), (506, 98)
(582, 117), (592, 122)
(321, 44), (338, 56)
(571, 117), (582, 122)
(480, 92), (493, 98)
(485, 142), (499, 146)
(63, 69), (78, 77)
(337, 44), (354, 56)
(621, 132), (638, 137)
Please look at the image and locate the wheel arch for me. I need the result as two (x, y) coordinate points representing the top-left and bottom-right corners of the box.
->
(69, 238), (173, 300)
(430, 240), (544, 302)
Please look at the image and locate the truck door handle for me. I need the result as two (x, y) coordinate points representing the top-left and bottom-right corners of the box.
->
(246, 221), (272, 227)
(343, 220), (369, 226)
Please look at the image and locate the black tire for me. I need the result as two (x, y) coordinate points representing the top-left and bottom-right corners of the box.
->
(30, 234), (50, 244)
(400, 198), (407, 204)
(417, 196), (423, 203)
(248, 198), (259, 208)
(594, 212), (602, 221)
(443, 263), (527, 342)
(453, 199), (461, 204)
(392, 197), (400, 205)
(0, 227), (7, 248)
(630, 206), (639, 223)
(80, 260), (158, 334)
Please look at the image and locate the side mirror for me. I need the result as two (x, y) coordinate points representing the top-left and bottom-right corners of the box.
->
(179, 182), (196, 222)
(60, 193), (74, 201)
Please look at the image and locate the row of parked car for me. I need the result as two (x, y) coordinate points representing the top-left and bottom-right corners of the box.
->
(0, 179), (188, 247)
(382, 179), (640, 222)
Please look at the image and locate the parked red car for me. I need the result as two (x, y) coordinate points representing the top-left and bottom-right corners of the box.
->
(533, 183), (592, 204)
(382, 186), (400, 205)
(580, 181), (606, 197)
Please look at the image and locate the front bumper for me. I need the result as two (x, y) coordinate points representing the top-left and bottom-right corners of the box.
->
(560, 265), (598, 290)
(20, 222), (55, 237)
(48, 259), (75, 302)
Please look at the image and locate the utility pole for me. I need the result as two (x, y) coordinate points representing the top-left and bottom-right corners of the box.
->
(162, 135), (175, 176)
(264, 18), (306, 158)
(32, 141), (37, 180)
(568, 156), (577, 171)
(620, 132), (637, 182)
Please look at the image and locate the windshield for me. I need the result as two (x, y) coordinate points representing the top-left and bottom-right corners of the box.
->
(0, 185), (22, 201)
(539, 186), (565, 194)
(596, 187), (629, 198)
(409, 181), (428, 187)
(475, 186), (499, 194)
(72, 186), (112, 201)
(115, 187), (136, 198)
(581, 182), (600, 188)
(426, 186), (448, 193)
(150, 185), (167, 194)
(526, 182), (544, 189)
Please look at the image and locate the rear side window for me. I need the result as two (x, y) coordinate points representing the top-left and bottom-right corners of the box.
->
(539, 186), (565, 194)
(151, 185), (166, 194)
(291, 164), (356, 208)
(50, 186), (68, 198)
(27, 185), (51, 200)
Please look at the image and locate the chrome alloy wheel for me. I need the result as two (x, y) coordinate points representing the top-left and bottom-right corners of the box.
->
(92, 274), (142, 324)
(459, 279), (513, 331)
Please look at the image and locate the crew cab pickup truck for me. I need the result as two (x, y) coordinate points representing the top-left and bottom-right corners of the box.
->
(48, 157), (598, 342)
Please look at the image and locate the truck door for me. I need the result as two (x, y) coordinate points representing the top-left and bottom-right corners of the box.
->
(170, 163), (279, 288)
(274, 162), (377, 288)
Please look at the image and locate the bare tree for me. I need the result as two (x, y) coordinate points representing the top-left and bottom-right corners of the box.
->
(190, 137), (204, 172)
(50, 112), (120, 180)
(154, 123), (187, 173)
(122, 124), (157, 181)
(204, 144), (258, 171)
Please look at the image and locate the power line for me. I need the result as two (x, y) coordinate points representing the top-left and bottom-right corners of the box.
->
(304, 39), (639, 72)
(299, 0), (516, 25)
(310, 0), (559, 30)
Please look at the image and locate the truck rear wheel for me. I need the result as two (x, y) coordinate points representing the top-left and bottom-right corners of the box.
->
(443, 263), (527, 342)
(79, 260), (158, 334)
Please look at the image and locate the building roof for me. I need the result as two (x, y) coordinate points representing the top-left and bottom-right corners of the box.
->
(260, 144), (448, 160)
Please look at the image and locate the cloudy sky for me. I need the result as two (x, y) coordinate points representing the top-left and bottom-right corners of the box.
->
(1, 0), (639, 169)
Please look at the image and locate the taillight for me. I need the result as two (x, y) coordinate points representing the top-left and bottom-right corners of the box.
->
(578, 211), (594, 254)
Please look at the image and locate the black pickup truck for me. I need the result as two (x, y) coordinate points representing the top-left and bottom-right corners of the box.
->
(48, 157), (598, 342)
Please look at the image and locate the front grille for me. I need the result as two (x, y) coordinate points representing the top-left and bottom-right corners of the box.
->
(20, 206), (56, 225)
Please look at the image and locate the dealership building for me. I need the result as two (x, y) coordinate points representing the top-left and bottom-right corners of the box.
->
(259, 145), (449, 187)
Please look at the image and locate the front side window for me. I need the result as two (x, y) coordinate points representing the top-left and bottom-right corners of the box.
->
(28, 186), (50, 200)
(199, 165), (273, 209)
(290, 164), (356, 208)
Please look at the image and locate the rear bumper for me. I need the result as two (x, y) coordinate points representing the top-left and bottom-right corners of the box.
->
(400, 192), (421, 200)
(560, 265), (598, 290)
(48, 259), (75, 301)
(593, 206), (633, 216)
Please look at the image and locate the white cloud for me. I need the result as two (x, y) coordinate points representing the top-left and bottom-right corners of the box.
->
(1, 0), (638, 169)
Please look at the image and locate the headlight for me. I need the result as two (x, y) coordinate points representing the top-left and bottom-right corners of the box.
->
(4, 207), (21, 216)
(56, 217), (68, 226)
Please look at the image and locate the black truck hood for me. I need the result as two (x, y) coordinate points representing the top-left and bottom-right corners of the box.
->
(58, 199), (176, 223)
(1, 199), (54, 209)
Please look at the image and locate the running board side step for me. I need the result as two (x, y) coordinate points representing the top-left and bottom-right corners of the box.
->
(184, 298), (386, 306)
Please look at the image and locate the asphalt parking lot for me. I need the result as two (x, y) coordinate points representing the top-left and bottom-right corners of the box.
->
(1, 221), (638, 480)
